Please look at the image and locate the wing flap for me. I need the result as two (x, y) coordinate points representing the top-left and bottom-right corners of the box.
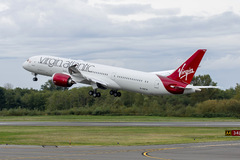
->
(68, 64), (81, 75)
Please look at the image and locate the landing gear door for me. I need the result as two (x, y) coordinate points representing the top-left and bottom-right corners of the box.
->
(154, 80), (160, 89)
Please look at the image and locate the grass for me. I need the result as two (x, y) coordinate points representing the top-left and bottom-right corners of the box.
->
(0, 116), (240, 146)
(0, 126), (240, 146)
(0, 115), (240, 122)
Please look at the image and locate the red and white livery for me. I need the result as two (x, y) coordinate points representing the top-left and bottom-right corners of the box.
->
(23, 49), (217, 97)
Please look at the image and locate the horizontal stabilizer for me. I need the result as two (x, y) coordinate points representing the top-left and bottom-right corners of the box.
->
(185, 85), (219, 92)
(186, 85), (219, 89)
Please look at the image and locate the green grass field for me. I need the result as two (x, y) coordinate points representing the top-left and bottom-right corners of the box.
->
(0, 126), (239, 146)
(0, 116), (240, 146)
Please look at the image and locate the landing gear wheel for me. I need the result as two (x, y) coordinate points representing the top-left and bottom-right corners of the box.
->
(93, 92), (101, 98)
(97, 92), (101, 97)
(110, 90), (114, 95)
(89, 91), (94, 96)
(110, 90), (121, 97)
(33, 73), (38, 81)
(117, 92), (121, 97)
(114, 92), (121, 97)
(89, 90), (101, 98)
(114, 92), (118, 97)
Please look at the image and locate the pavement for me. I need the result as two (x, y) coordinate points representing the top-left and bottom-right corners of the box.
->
(1, 121), (240, 127)
(1, 121), (240, 159)
(0, 141), (240, 160)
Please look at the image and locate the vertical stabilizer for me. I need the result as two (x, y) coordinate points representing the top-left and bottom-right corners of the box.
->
(167, 49), (206, 84)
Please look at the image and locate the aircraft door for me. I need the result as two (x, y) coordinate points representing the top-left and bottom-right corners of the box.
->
(154, 80), (160, 89)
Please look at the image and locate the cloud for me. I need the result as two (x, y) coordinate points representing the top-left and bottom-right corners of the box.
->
(0, 0), (110, 37)
(1, 1), (239, 40)
(0, 0), (240, 89)
(203, 54), (240, 70)
(98, 3), (180, 16)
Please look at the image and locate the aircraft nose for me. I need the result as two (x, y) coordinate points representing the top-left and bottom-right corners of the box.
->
(22, 61), (29, 70)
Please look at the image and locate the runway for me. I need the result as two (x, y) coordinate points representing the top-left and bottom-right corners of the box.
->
(1, 121), (240, 159)
(1, 141), (240, 160)
(1, 121), (240, 127)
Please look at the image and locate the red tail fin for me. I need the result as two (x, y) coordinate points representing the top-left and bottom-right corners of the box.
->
(167, 49), (206, 84)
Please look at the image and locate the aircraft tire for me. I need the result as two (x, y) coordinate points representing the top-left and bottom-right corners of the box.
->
(114, 92), (118, 97)
(117, 92), (121, 97)
(93, 93), (97, 97)
(89, 91), (94, 96)
(97, 92), (101, 97)
(110, 90), (114, 95)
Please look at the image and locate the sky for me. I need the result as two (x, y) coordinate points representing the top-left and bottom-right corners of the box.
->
(0, 0), (240, 90)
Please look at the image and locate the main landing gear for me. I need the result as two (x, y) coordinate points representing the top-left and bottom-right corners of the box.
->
(109, 90), (121, 97)
(88, 89), (122, 98)
(89, 89), (101, 98)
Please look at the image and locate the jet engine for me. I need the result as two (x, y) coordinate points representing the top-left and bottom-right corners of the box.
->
(52, 73), (75, 87)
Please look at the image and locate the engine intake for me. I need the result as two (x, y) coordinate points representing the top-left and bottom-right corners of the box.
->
(52, 73), (75, 87)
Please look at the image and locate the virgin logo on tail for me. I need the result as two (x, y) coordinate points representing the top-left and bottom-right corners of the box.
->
(167, 49), (206, 84)
(178, 63), (195, 81)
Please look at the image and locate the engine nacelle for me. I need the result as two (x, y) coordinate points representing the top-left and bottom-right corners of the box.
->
(52, 73), (75, 87)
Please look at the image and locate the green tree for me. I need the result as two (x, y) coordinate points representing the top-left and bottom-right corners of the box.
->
(0, 87), (6, 110)
(4, 89), (17, 109)
(21, 91), (49, 110)
(41, 80), (68, 91)
(190, 74), (219, 104)
(191, 74), (217, 86)
(233, 83), (240, 100)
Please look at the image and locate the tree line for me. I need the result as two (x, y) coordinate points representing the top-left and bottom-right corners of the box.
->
(0, 74), (240, 117)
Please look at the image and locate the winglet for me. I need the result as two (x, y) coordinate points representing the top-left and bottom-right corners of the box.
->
(167, 49), (207, 84)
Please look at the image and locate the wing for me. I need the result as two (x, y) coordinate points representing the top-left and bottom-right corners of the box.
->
(81, 73), (108, 89)
(68, 65), (108, 90)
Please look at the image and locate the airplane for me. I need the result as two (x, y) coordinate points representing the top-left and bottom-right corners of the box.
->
(22, 49), (217, 98)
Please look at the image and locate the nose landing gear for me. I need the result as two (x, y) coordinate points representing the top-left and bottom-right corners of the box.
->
(33, 73), (38, 81)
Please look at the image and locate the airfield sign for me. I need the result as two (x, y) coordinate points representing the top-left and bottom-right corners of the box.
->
(225, 130), (240, 136)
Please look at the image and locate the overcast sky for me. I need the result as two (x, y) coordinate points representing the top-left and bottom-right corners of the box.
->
(0, 0), (240, 90)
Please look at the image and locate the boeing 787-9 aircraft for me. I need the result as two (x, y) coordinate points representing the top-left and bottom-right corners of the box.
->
(23, 49), (216, 98)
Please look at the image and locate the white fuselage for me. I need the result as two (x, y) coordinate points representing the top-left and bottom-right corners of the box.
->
(23, 55), (174, 95)
(23, 49), (212, 96)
